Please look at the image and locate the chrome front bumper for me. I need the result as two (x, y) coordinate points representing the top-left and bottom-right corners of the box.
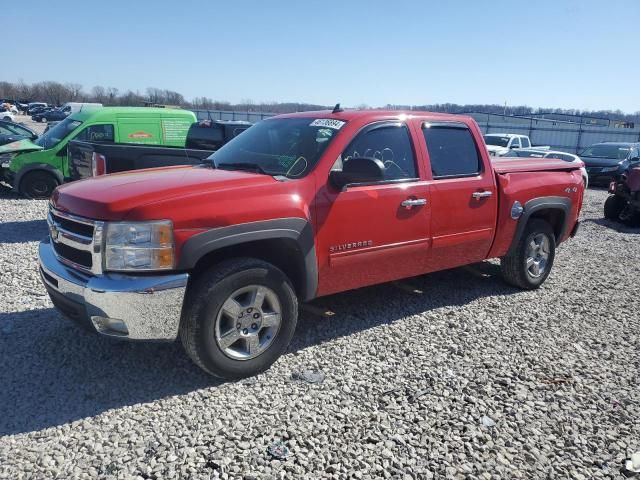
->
(38, 238), (188, 341)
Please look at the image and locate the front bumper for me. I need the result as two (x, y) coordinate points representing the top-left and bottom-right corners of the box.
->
(39, 238), (188, 341)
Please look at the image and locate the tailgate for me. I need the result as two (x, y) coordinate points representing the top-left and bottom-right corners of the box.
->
(492, 157), (583, 174)
(67, 140), (94, 180)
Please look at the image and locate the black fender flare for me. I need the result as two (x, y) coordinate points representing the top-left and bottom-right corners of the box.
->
(508, 196), (572, 254)
(14, 163), (63, 192)
(177, 217), (318, 301)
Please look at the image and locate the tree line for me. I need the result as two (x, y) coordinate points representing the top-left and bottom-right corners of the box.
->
(1, 80), (638, 122)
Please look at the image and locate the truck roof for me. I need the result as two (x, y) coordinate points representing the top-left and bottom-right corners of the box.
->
(274, 109), (470, 123)
(68, 107), (196, 123)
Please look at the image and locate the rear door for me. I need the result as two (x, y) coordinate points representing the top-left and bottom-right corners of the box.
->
(419, 121), (497, 270)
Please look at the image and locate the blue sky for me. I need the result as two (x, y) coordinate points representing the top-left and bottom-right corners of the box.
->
(6, 0), (639, 112)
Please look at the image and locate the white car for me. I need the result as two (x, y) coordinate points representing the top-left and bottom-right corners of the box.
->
(0, 110), (15, 122)
(505, 148), (589, 187)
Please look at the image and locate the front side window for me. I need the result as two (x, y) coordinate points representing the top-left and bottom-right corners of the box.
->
(423, 123), (482, 178)
(34, 117), (82, 149)
(75, 124), (114, 142)
(510, 138), (521, 148)
(209, 118), (342, 178)
(340, 123), (417, 181)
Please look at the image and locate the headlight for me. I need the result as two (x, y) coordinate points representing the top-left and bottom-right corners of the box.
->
(0, 153), (14, 169)
(104, 220), (174, 271)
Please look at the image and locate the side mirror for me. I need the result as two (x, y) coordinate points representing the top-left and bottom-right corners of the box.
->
(329, 156), (385, 190)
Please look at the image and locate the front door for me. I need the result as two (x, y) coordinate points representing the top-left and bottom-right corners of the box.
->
(314, 122), (431, 296)
(419, 121), (497, 270)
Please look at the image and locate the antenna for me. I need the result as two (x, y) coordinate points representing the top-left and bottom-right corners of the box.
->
(332, 103), (343, 114)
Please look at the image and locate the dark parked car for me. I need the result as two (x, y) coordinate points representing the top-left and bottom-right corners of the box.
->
(185, 119), (251, 150)
(605, 165), (640, 224)
(27, 103), (49, 115)
(32, 106), (71, 123)
(0, 121), (38, 146)
(579, 142), (640, 184)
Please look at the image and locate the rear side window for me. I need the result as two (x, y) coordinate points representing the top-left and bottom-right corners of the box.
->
(75, 124), (114, 142)
(342, 123), (417, 181)
(423, 123), (482, 178)
(521, 137), (531, 148)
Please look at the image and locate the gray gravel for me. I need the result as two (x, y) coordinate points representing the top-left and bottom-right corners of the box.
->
(0, 188), (639, 479)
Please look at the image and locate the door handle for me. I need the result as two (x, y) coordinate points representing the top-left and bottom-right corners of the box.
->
(401, 198), (427, 208)
(472, 191), (493, 199)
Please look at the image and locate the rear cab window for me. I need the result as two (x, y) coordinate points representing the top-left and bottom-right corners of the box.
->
(422, 122), (482, 179)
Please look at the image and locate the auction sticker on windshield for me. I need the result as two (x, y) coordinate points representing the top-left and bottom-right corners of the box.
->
(310, 119), (345, 130)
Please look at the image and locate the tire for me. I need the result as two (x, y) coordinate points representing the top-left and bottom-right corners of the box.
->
(180, 258), (298, 379)
(603, 194), (625, 220)
(40, 117), (47, 123)
(501, 219), (556, 290)
(19, 171), (59, 199)
(2, 116), (10, 121)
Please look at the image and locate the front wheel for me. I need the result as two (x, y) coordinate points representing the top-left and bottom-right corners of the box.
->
(180, 258), (298, 379)
(603, 194), (625, 220)
(501, 219), (556, 289)
(20, 170), (59, 199)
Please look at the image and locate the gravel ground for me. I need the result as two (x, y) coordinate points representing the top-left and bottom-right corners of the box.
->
(0, 188), (638, 479)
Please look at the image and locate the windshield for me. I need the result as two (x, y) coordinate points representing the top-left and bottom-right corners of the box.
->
(580, 144), (630, 159)
(207, 117), (343, 178)
(484, 135), (510, 147)
(34, 117), (82, 149)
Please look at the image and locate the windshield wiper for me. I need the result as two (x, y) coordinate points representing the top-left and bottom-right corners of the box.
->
(216, 162), (270, 175)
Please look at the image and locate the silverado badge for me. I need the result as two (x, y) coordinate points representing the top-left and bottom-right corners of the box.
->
(329, 240), (373, 253)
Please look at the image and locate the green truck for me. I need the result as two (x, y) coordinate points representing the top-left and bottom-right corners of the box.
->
(0, 107), (197, 198)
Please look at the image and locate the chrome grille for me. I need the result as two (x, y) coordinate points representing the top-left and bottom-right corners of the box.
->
(47, 206), (104, 274)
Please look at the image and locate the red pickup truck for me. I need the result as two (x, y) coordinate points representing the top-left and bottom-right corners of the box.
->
(39, 109), (584, 378)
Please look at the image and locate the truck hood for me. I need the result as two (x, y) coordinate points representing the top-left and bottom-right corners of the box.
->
(580, 156), (622, 167)
(492, 157), (584, 174)
(0, 139), (43, 154)
(51, 166), (279, 220)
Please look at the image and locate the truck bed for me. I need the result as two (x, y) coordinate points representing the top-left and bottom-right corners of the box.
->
(492, 157), (583, 174)
(67, 140), (212, 180)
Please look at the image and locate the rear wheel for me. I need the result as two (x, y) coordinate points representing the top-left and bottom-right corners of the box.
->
(501, 219), (556, 289)
(180, 258), (298, 379)
(2, 116), (10, 121)
(20, 171), (59, 199)
(603, 194), (625, 221)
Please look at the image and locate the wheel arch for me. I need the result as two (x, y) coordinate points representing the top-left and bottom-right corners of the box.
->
(178, 218), (318, 301)
(508, 196), (571, 255)
(15, 164), (63, 193)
